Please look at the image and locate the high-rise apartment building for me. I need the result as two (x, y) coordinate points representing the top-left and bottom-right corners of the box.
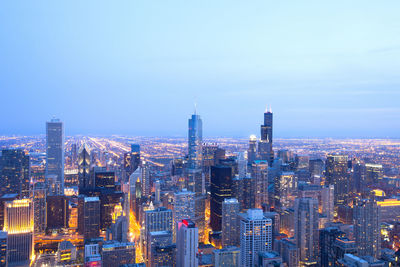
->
(176, 219), (198, 267)
(173, 189), (195, 238)
(353, 198), (381, 259)
(222, 198), (240, 247)
(239, 209), (272, 267)
(252, 160), (269, 209)
(46, 118), (64, 194)
(213, 246), (240, 267)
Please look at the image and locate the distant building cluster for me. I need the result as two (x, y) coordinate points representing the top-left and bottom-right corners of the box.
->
(0, 108), (399, 266)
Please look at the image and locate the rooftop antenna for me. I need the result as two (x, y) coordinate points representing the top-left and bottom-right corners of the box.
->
(270, 105), (272, 113)
(194, 101), (197, 115)
(265, 105), (269, 113)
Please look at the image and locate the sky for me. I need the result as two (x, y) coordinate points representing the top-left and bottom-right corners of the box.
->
(1, 1), (400, 138)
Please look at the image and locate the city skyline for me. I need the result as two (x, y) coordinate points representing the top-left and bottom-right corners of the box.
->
(1, 1), (400, 137)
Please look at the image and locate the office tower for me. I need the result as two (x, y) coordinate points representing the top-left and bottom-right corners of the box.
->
(319, 227), (346, 267)
(78, 196), (100, 239)
(46, 118), (64, 194)
(237, 152), (247, 179)
(147, 231), (175, 267)
(141, 161), (151, 197)
(239, 209), (273, 267)
(325, 154), (350, 207)
(176, 219), (199, 267)
(247, 135), (258, 167)
(210, 165), (233, 231)
(294, 197), (319, 266)
(78, 143), (91, 192)
(0, 194), (17, 231)
(321, 184), (334, 222)
(0, 149), (30, 198)
(222, 198), (240, 247)
(258, 108), (274, 166)
(102, 241), (135, 266)
(71, 143), (78, 165)
(338, 254), (386, 266)
(93, 167), (115, 190)
(276, 238), (299, 267)
(4, 199), (34, 266)
(213, 246), (240, 267)
(353, 198), (381, 258)
(110, 215), (128, 243)
(46, 195), (68, 230)
(309, 158), (324, 177)
(99, 190), (124, 231)
(332, 237), (356, 264)
(274, 171), (297, 210)
(0, 231), (6, 267)
(57, 241), (77, 264)
(154, 179), (161, 203)
(188, 112), (203, 170)
(31, 183), (47, 233)
(252, 160), (269, 209)
(173, 189), (195, 238)
(203, 144), (226, 190)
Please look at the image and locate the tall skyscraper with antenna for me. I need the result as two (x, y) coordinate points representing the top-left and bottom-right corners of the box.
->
(258, 106), (274, 166)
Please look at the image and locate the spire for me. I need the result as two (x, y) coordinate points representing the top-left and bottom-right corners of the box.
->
(269, 105), (272, 113)
(194, 102), (197, 115)
(265, 105), (269, 113)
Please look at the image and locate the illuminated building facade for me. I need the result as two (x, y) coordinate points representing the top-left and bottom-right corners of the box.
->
(46, 118), (64, 194)
(173, 189), (195, 238)
(78, 144), (91, 192)
(377, 199), (400, 222)
(239, 209), (272, 267)
(4, 199), (34, 266)
(221, 198), (239, 247)
(57, 241), (77, 264)
(0, 149), (30, 198)
(353, 198), (381, 259)
(325, 154), (349, 207)
(294, 197), (319, 266)
(176, 219), (198, 267)
(0, 231), (7, 267)
(274, 172), (297, 211)
(31, 183), (47, 233)
(252, 160), (269, 209)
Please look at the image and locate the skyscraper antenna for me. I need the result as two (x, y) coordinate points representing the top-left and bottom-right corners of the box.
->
(270, 105), (272, 113)
(194, 102), (197, 115)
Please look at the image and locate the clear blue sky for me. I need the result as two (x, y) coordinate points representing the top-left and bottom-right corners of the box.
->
(1, 1), (400, 138)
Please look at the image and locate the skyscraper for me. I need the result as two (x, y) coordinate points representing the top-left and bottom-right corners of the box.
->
(188, 112), (203, 170)
(210, 165), (233, 232)
(239, 209), (272, 267)
(46, 118), (64, 194)
(147, 230), (175, 267)
(31, 183), (47, 233)
(4, 199), (34, 266)
(252, 160), (269, 209)
(78, 143), (91, 192)
(325, 154), (349, 207)
(222, 198), (240, 247)
(46, 195), (68, 230)
(353, 198), (381, 259)
(176, 219), (199, 267)
(78, 196), (100, 240)
(247, 135), (258, 168)
(213, 246), (240, 267)
(258, 107), (274, 166)
(0, 149), (30, 198)
(173, 189), (195, 239)
(294, 197), (319, 266)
